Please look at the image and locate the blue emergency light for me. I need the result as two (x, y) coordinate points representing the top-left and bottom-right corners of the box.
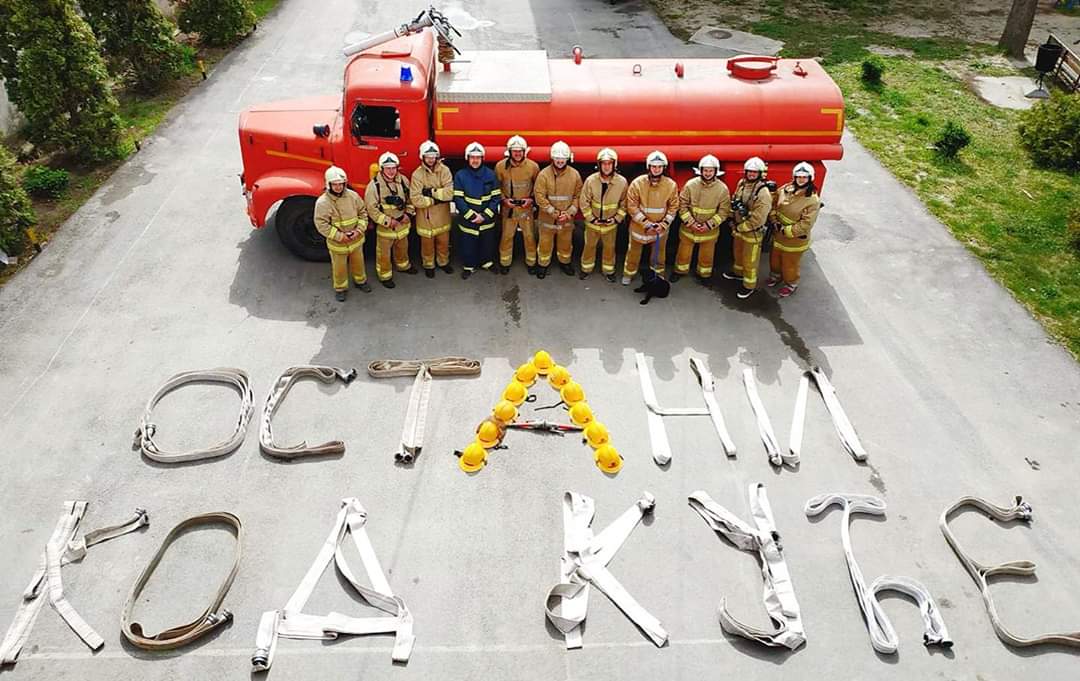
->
(400, 65), (413, 82)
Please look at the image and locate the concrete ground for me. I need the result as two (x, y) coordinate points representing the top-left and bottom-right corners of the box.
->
(2, 1), (1079, 679)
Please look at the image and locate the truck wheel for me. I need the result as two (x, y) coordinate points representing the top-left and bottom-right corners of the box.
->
(276, 196), (328, 262)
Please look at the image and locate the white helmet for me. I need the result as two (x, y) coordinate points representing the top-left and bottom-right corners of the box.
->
(506, 135), (528, 152)
(743, 156), (767, 173)
(324, 165), (347, 187)
(550, 141), (572, 161)
(792, 161), (815, 180)
(646, 150), (668, 167)
(597, 147), (618, 164)
(697, 154), (721, 173)
(419, 140), (440, 157)
(378, 152), (400, 167)
(465, 141), (485, 159)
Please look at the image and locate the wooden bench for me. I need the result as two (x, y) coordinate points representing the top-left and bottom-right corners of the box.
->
(1046, 33), (1080, 92)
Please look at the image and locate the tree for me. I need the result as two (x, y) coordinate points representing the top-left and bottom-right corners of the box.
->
(0, 145), (35, 257)
(998, 0), (1039, 60)
(177, 0), (256, 47)
(81, 0), (191, 94)
(0, 0), (122, 162)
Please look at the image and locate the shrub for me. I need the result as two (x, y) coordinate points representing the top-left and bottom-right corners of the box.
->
(934, 120), (972, 158)
(21, 165), (70, 198)
(1017, 91), (1080, 172)
(81, 0), (191, 94)
(177, 0), (256, 47)
(861, 56), (884, 85)
(0, 146), (35, 257)
(0, 0), (122, 163)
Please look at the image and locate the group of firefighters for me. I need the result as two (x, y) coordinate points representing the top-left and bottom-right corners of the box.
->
(313, 136), (821, 303)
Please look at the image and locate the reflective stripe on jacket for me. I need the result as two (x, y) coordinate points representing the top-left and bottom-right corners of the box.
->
(732, 178), (772, 243)
(771, 182), (820, 253)
(580, 171), (627, 232)
(495, 158), (540, 218)
(364, 173), (414, 237)
(678, 176), (732, 242)
(627, 175), (678, 232)
(453, 165), (501, 228)
(535, 164), (583, 229)
(314, 188), (368, 246)
(410, 162), (454, 237)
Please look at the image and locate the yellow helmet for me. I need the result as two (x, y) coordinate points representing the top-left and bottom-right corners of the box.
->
(548, 365), (571, 388)
(502, 381), (528, 406)
(459, 441), (487, 472)
(560, 381), (585, 406)
(594, 444), (623, 473)
(532, 350), (554, 374)
(492, 400), (518, 424)
(569, 401), (594, 426)
(514, 362), (538, 386)
(476, 419), (504, 449)
(584, 421), (609, 448)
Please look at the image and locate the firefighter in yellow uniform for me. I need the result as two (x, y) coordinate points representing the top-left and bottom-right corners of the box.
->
(364, 152), (417, 289)
(409, 140), (455, 278)
(534, 141), (583, 278)
(578, 148), (627, 282)
(673, 154), (731, 282)
(622, 150), (678, 285)
(314, 165), (370, 302)
(495, 135), (541, 274)
(767, 161), (820, 298)
(722, 157), (772, 300)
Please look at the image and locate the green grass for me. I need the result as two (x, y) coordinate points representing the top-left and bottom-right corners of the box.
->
(751, 5), (979, 64)
(832, 59), (1080, 354)
(251, 0), (279, 20)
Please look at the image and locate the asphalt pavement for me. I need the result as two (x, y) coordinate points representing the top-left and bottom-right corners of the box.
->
(1, 1), (1078, 680)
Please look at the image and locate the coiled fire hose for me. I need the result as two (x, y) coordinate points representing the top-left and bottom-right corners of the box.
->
(121, 512), (243, 650)
(133, 368), (254, 464)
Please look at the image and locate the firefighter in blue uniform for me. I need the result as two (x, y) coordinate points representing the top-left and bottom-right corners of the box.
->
(453, 142), (502, 278)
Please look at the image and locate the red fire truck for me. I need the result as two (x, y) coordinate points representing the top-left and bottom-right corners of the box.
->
(238, 8), (844, 260)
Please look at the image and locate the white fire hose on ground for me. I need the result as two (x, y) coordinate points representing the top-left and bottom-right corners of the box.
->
(635, 353), (736, 465)
(805, 493), (951, 654)
(252, 498), (414, 671)
(133, 368), (254, 464)
(368, 357), (481, 463)
(0, 502), (148, 665)
(260, 366), (357, 459)
(688, 484), (805, 650)
(545, 491), (669, 648)
(940, 495), (1080, 648)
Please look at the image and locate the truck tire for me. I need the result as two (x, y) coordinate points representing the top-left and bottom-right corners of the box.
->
(276, 196), (328, 262)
